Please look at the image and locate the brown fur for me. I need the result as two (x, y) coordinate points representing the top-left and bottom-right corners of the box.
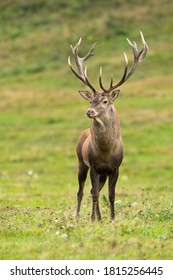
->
(76, 92), (123, 221)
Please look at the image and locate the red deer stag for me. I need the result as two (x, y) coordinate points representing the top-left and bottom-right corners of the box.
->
(68, 32), (148, 221)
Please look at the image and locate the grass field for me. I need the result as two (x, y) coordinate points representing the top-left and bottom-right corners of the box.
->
(0, 0), (173, 260)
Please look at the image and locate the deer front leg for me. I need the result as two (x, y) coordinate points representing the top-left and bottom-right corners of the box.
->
(90, 168), (101, 221)
(108, 168), (119, 221)
(77, 162), (88, 220)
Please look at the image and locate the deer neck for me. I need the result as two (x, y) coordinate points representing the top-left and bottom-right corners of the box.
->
(90, 106), (120, 152)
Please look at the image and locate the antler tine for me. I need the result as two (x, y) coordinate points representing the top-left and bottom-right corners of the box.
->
(68, 38), (97, 93)
(84, 66), (97, 93)
(99, 66), (108, 92)
(99, 67), (115, 94)
(99, 32), (148, 94)
(139, 31), (148, 62)
(110, 75), (113, 88)
(84, 42), (97, 62)
(125, 31), (148, 81)
(99, 52), (128, 93)
(70, 37), (83, 76)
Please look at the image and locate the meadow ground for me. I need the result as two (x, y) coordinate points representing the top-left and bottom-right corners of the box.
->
(0, 0), (173, 260)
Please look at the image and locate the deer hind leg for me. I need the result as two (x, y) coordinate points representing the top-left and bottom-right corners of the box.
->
(90, 173), (107, 193)
(95, 173), (107, 220)
(76, 162), (88, 220)
(108, 168), (119, 221)
(90, 174), (107, 221)
(99, 173), (107, 192)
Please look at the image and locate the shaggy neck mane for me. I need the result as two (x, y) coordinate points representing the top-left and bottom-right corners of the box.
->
(91, 106), (120, 152)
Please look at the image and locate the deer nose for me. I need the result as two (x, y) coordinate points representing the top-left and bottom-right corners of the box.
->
(86, 109), (95, 118)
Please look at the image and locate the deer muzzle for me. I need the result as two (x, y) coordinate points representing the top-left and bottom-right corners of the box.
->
(86, 108), (98, 118)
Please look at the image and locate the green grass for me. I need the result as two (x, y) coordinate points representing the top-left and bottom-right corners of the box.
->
(0, 0), (173, 260)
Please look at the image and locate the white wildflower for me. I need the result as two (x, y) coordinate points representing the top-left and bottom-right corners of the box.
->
(55, 210), (62, 214)
(61, 233), (68, 238)
(115, 200), (122, 204)
(131, 202), (138, 207)
(27, 170), (34, 176)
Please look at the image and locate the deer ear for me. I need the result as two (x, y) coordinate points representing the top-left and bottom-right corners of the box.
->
(110, 90), (120, 101)
(79, 90), (92, 101)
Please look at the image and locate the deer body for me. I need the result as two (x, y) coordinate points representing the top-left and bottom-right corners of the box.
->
(80, 102), (123, 173)
(68, 32), (148, 221)
(76, 98), (123, 221)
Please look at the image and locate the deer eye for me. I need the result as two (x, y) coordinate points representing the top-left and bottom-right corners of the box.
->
(103, 100), (108, 104)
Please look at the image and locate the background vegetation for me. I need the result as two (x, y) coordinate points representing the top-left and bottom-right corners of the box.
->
(0, 0), (173, 259)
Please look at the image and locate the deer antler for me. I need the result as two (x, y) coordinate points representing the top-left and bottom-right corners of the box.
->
(68, 38), (97, 93)
(99, 31), (148, 93)
(68, 32), (148, 95)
